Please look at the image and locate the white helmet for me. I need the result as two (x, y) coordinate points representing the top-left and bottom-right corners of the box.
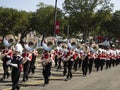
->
(15, 43), (23, 54)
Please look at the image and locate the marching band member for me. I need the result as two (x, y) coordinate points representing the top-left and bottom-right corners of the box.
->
(0, 46), (13, 81)
(73, 50), (79, 71)
(29, 49), (38, 74)
(65, 48), (74, 81)
(78, 51), (83, 69)
(82, 51), (89, 76)
(99, 50), (106, 71)
(88, 50), (94, 74)
(95, 50), (101, 71)
(106, 50), (111, 69)
(22, 49), (32, 82)
(7, 43), (23, 90)
(41, 50), (53, 86)
(54, 48), (58, 67)
(93, 51), (99, 69)
(62, 50), (68, 76)
(57, 49), (63, 70)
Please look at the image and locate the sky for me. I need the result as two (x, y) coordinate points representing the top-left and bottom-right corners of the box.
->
(0, 0), (120, 12)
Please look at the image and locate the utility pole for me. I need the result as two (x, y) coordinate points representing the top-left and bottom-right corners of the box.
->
(54, 0), (58, 37)
(67, 25), (69, 39)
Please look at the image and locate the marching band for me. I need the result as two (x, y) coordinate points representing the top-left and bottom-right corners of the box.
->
(0, 34), (120, 89)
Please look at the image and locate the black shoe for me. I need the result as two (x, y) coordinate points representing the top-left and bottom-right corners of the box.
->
(0, 78), (5, 81)
(12, 88), (15, 90)
(21, 79), (25, 83)
(64, 79), (68, 81)
(7, 74), (10, 78)
(43, 83), (48, 87)
(16, 86), (20, 90)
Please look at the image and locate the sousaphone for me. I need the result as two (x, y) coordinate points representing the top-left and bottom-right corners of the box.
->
(3, 34), (15, 47)
(59, 42), (68, 52)
(91, 43), (99, 52)
(42, 37), (56, 51)
(80, 44), (90, 53)
(68, 38), (78, 49)
(24, 37), (38, 51)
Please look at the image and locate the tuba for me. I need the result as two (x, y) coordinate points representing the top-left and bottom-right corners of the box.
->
(68, 38), (78, 49)
(42, 37), (56, 51)
(91, 43), (99, 52)
(24, 36), (41, 51)
(24, 32), (43, 51)
(3, 34), (15, 47)
(59, 42), (68, 52)
(80, 44), (90, 53)
(76, 43), (82, 52)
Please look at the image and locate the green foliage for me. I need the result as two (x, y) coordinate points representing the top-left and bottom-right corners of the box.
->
(0, 7), (31, 40)
(0, 0), (120, 42)
(30, 3), (65, 37)
(103, 10), (120, 38)
(63, 0), (113, 40)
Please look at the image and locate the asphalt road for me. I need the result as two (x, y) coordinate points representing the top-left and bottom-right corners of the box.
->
(0, 62), (120, 90)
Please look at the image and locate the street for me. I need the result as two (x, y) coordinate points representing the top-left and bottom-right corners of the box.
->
(0, 62), (120, 90)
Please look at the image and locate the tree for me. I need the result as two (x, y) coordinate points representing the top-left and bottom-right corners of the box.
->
(0, 7), (18, 36)
(63, 0), (113, 40)
(104, 10), (120, 38)
(0, 7), (31, 41)
(31, 3), (64, 37)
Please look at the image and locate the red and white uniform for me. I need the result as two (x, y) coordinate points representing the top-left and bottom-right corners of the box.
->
(73, 52), (78, 61)
(41, 51), (53, 66)
(22, 52), (32, 61)
(57, 50), (63, 59)
(88, 52), (94, 59)
(62, 52), (68, 61)
(67, 50), (74, 61)
(1, 48), (13, 60)
(99, 52), (106, 60)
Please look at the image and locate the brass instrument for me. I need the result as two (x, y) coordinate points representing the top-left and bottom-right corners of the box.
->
(80, 44), (90, 53)
(59, 42), (68, 51)
(3, 35), (15, 47)
(68, 38), (78, 49)
(24, 37), (38, 51)
(42, 37), (56, 51)
(91, 43), (99, 52)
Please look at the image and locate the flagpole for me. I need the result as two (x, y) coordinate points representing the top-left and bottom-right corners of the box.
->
(54, 0), (57, 37)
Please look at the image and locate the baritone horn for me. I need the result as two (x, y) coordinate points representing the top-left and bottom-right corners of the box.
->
(3, 34), (15, 47)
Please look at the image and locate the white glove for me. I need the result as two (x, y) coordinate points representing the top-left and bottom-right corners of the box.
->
(6, 60), (11, 65)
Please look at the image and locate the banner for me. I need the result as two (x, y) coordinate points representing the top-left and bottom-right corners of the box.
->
(55, 20), (60, 34)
